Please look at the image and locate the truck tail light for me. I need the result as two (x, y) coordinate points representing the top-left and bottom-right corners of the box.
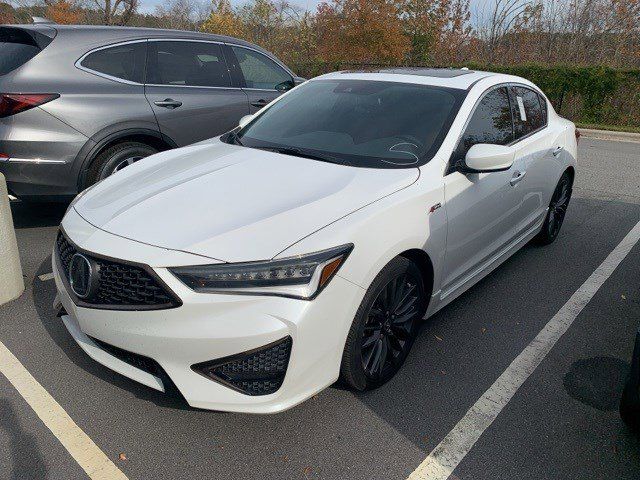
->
(0, 93), (59, 118)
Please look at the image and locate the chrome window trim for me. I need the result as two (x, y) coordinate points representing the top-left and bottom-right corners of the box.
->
(75, 39), (148, 86)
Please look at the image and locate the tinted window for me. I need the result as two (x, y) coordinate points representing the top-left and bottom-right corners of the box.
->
(510, 86), (545, 138)
(231, 79), (465, 168)
(147, 41), (231, 88)
(81, 42), (146, 83)
(0, 28), (51, 76)
(454, 87), (513, 161)
(231, 46), (291, 90)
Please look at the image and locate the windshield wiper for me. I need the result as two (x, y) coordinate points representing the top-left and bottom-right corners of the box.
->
(228, 130), (243, 146)
(257, 146), (347, 165)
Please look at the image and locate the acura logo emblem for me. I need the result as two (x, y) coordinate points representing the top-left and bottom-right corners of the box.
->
(69, 253), (94, 299)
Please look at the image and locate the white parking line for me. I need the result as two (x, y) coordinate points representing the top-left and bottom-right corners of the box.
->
(0, 340), (129, 480)
(408, 218), (640, 480)
(38, 272), (54, 281)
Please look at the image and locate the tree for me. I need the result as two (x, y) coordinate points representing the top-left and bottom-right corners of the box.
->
(88, 0), (139, 25)
(0, 2), (16, 23)
(315, 0), (410, 64)
(201, 0), (245, 38)
(154, 0), (201, 30)
(46, 0), (83, 24)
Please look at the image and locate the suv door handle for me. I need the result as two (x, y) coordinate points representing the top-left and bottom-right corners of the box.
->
(251, 99), (268, 108)
(510, 170), (526, 186)
(154, 99), (182, 109)
(552, 145), (564, 157)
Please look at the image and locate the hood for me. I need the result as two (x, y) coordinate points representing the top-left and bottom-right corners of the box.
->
(74, 140), (419, 263)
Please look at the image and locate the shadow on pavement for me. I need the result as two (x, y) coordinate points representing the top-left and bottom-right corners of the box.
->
(10, 200), (68, 230)
(0, 399), (48, 480)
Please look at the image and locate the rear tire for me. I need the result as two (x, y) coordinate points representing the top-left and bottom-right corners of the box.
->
(340, 257), (427, 391)
(534, 170), (573, 245)
(85, 142), (157, 187)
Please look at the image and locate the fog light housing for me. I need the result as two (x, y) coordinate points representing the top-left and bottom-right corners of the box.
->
(192, 337), (293, 396)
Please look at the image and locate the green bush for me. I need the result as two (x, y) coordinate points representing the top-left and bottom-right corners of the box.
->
(292, 62), (640, 129)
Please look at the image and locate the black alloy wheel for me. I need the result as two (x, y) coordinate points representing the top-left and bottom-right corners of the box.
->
(534, 170), (573, 245)
(341, 257), (427, 390)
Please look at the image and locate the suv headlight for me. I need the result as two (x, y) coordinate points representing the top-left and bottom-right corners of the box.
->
(170, 244), (353, 300)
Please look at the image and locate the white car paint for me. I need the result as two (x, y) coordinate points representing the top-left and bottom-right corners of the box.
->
(54, 70), (577, 413)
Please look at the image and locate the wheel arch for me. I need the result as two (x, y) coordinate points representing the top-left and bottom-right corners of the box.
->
(74, 128), (178, 191)
(398, 248), (434, 304)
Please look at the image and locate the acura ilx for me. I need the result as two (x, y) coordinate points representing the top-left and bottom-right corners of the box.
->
(53, 68), (577, 413)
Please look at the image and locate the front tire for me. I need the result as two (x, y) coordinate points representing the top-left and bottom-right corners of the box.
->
(340, 257), (427, 390)
(534, 170), (573, 245)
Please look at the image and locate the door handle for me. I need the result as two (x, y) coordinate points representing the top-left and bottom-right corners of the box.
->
(510, 170), (526, 186)
(154, 99), (182, 109)
(251, 99), (268, 108)
(552, 145), (564, 157)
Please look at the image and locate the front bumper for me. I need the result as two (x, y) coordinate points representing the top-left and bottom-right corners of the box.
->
(53, 210), (365, 413)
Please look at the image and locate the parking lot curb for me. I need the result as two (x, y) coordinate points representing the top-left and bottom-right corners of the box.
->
(0, 173), (24, 305)
(579, 128), (640, 143)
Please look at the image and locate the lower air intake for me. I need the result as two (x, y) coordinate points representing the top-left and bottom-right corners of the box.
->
(192, 337), (292, 396)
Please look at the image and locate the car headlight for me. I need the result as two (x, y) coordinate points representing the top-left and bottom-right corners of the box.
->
(170, 244), (353, 300)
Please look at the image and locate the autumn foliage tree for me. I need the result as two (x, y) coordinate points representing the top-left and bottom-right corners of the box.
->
(315, 0), (410, 63)
(45, 0), (83, 24)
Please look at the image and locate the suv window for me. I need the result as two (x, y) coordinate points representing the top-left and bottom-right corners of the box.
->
(231, 46), (292, 90)
(80, 42), (146, 84)
(453, 86), (513, 162)
(147, 41), (231, 88)
(510, 86), (545, 138)
(0, 27), (53, 76)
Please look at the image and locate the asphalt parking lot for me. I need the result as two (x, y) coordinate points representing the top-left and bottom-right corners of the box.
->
(1, 137), (639, 480)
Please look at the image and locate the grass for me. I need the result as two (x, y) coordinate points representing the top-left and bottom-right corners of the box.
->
(576, 123), (640, 134)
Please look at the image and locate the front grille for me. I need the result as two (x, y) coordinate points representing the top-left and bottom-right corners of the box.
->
(56, 231), (180, 310)
(192, 337), (293, 396)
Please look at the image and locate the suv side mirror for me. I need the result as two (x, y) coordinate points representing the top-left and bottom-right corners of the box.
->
(238, 114), (254, 129)
(463, 144), (514, 173)
(275, 80), (295, 92)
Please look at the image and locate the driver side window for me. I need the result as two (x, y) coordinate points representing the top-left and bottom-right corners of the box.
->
(231, 46), (292, 90)
(451, 87), (513, 166)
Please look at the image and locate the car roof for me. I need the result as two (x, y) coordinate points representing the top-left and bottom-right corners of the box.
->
(4, 24), (275, 59)
(314, 68), (505, 90)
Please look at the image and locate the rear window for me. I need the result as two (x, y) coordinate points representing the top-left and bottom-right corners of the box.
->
(80, 42), (147, 84)
(0, 27), (53, 76)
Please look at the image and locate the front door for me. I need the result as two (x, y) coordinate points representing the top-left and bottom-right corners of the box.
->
(145, 40), (250, 147)
(225, 45), (294, 114)
(441, 86), (523, 297)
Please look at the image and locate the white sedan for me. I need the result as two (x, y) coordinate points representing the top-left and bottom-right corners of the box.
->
(53, 68), (577, 413)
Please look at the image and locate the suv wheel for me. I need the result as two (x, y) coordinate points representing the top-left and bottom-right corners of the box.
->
(86, 142), (157, 186)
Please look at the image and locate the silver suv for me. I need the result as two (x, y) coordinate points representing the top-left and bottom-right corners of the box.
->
(0, 24), (302, 201)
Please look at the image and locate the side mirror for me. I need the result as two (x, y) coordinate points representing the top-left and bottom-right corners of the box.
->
(238, 114), (254, 130)
(293, 76), (306, 86)
(464, 144), (514, 173)
(275, 80), (295, 92)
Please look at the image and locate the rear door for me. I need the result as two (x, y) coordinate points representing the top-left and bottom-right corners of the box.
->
(145, 40), (250, 147)
(225, 45), (294, 113)
(507, 85), (564, 236)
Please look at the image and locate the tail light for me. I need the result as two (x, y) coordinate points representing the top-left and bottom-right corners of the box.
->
(0, 93), (59, 118)
(575, 128), (581, 144)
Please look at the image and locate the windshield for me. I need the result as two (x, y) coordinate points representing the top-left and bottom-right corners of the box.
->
(231, 79), (466, 168)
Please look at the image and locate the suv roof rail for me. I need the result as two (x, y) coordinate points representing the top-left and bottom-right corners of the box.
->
(32, 17), (56, 25)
